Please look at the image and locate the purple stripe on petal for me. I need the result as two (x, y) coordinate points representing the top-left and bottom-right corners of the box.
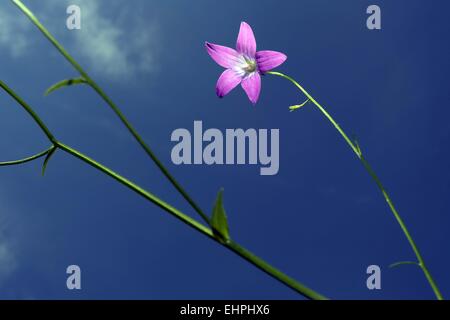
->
(241, 73), (261, 105)
(236, 22), (257, 57)
(205, 42), (240, 69)
(256, 50), (287, 73)
(216, 69), (242, 98)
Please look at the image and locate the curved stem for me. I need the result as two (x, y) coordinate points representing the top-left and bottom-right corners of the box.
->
(267, 71), (443, 300)
(11, 0), (210, 226)
(0, 81), (56, 144)
(0, 79), (327, 300)
(0, 146), (53, 166)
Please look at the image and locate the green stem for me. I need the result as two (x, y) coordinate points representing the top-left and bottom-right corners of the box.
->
(227, 241), (327, 300)
(58, 141), (327, 300)
(0, 146), (53, 166)
(267, 71), (443, 300)
(56, 142), (212, 236)
(0, 80), (56, 144)
(0, 79), (327, 300)
(11, 0), (210, 226)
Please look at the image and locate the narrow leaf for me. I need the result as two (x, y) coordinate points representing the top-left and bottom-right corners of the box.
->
(350, 134), (362, 157)
(42, 146), (57, 176)
(289, 99), (310, 112)
(211, 188), (230, 242)
(44, 77), (87, 96)
(389, 261), (420, 269)
(354, 139), (362, 157)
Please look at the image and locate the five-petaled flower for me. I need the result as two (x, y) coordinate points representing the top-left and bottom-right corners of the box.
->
(205, 22), (287, 105)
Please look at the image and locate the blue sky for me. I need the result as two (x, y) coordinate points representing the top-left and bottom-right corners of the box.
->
(0, 0), (449, 299)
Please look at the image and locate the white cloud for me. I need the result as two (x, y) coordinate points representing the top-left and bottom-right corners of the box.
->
(0, 0), (159, 79)
(0, 201), (17, 287)
(0, 6), (33, 58)
(0, 242), (16, 286)
(68, 0), (159, 78)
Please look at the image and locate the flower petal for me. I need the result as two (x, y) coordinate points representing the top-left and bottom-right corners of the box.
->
(236, 22), (257, 57)
(216, 69), (242, 98)
(241, 73), (261, 105)
(205, 42), (240, 69)
(256, 50), (287, 73)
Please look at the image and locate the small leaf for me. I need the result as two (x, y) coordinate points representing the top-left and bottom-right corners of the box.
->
(354, 139), (362, 157)
(44, 77), (87, 96)
(211, 188), (230, 242)
(289, 99), (310, 112)
(42, 146), (57, 176)
(389, 261), (420, 269)
(351, 134), (362, 157)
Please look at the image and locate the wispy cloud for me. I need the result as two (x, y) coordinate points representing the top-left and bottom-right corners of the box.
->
(0, 5), (33, 58)
(0, 241), (16, 286)
(0, 0), (159, 79)
(0, 201), (17, 288)
(66, 0), (159, 78)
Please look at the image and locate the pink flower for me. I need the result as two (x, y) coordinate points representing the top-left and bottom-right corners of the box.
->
(205, 22), (287, 105)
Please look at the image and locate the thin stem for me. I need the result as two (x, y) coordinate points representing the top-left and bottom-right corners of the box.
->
(11, 0), (210, 226)
(267, 71), (443, 300)
(56, 142), (212, 236)
(227, 241), (327, 300)
(0, 80), (56, 144)
(0, 146), (53, 166)
(58, 141), (327, 300)
(0, 79), (327, 300)
(88, 81), (211, 225)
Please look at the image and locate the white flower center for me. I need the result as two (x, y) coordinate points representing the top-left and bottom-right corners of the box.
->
(234, 55), (257, 77)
